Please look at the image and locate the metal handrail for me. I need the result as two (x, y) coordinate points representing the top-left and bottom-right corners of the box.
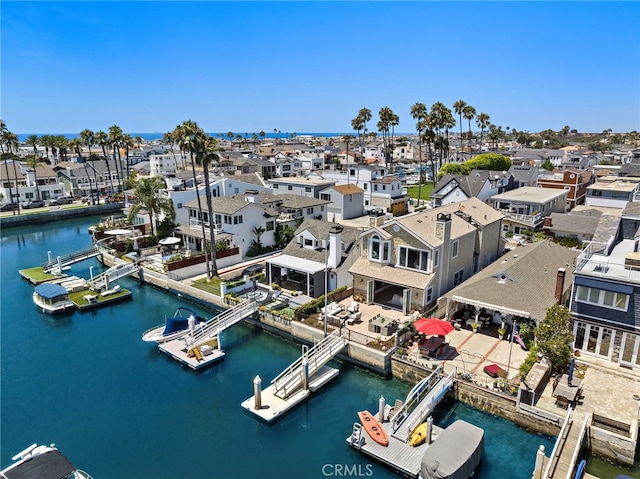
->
(565, 414), (590, 479)
(185, 300), (256, 347)
(543, 406), (574, 479)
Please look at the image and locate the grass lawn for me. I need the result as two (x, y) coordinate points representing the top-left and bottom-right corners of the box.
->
(192, 277), (223, 296)
(407, 183), (435, 201)
(19, 267), (56, 282)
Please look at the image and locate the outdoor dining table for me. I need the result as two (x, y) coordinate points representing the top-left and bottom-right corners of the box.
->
(419, 336), (445, 357)
(553, 374), (582, 408)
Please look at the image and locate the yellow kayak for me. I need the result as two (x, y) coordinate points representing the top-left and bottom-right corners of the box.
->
(409, 422), (427, 447)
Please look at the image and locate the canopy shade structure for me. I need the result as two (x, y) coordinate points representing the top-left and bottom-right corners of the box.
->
(268, 254), (326, 274)
(34, 283), (68, 299)
(104, 229), (135, 236)
(414, 317), (454, 336)
(159, 237), (181, 245)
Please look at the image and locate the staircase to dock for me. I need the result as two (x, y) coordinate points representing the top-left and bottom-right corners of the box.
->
(542, 409), (590, 479)
(42, 246), (100, 273)
(272, 331), (348, 400)
(184, 300), (257, 348)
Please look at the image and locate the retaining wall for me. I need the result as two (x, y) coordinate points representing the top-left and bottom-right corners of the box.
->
(1, 203), (124, 228)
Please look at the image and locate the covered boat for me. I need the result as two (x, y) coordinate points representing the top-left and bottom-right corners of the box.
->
(32, 283), (74, 314)
(142, 306), (206, 343)
(1, 443), (93, 479)
(420, 420), (484, 479)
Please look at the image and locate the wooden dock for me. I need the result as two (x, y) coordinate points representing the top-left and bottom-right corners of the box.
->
(540, 409), (590, 479)
(158, 338), (225, 371)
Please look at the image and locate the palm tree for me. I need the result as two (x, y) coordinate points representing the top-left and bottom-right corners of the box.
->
(410, 102), (427, 206)
(108, 125), (124, 193)
(462, 105), (476, 150)
(127, 176), (175, 237)
(25, 135), (39, 156)
(342, 134), (354, 182)
(3, 130), (21, 208)
(1, 121), (18, 213)
(24, 155), (43, 201)
(259, 131), (266, 144)
(176, 120), (211, 279)
(476, 112), (490, 146)
(122, 133), (134, 179)
(453, 100), (467, 155)
(194, 132), (221, 278)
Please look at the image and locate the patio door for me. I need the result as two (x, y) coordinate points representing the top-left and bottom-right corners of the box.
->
(366, 280), (374, 305)
(620, 333), (640, 369)
(402, 288), (411, 315)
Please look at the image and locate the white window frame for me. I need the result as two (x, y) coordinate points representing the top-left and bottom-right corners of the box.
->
(576, 285), (629, 311)
(453, 269), (464, 286)
(451, 240), (459, 258)
(397, 245), (430, 272)
(368, 234), (390, 263)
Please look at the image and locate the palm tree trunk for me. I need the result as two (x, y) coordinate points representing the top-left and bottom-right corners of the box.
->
(3, 159), (15, 214)
(202, 165), (218, 278)
(189, 152), (211, 279)
(417, 136), (422, 208)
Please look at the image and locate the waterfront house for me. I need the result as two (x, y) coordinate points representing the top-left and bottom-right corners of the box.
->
(508, 165), (539, 188)
(491, 186), (568, 235)
(319, 183), (365, 221)
(348, 198), (504, 314)
(536, 168), (593, 210)
(585, 178), (640, 208)
(570, 210), (640, 369)
(268, 176), (336, 198)
(437, 240), (579, 329)
(266, 219), (360, 298)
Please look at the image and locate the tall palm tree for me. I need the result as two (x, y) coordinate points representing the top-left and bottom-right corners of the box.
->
(453, 100), (467, 155)
(108, 125), (124, 193)
(24, 155), (43, 201)
(1, 121), (18, 213)
(122, 133), (134, 179)
(127, 176), (175, 237)
(476, 112), (490, 146)
(463, 105), (476, 150)
(176, 120), (211, 279)
(3, 130), (21, 208)
(410, 102), (427, 206)
(194, 133), (221, 278)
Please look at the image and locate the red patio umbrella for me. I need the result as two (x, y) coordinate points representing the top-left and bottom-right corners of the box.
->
(413, 317), (454, 337)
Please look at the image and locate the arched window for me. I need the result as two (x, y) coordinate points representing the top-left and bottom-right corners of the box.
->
(369, 234), (390, 262)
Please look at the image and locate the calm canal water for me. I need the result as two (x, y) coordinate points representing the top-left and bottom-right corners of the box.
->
(2, 216), (563, 478)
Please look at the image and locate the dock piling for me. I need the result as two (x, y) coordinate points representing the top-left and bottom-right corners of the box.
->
(427, 416), (433, 445)
(378, 395), (385, 423)
(253, 376), (262, 410)
(302, 358), (308, 391)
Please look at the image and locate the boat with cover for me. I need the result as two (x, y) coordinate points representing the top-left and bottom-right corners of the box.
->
(357, 410), (388, 447)
(32, 283), (74, 314)
(1, 443), (93, 479)
(142, 306), (206, 343)
(420, 420), (484, 479)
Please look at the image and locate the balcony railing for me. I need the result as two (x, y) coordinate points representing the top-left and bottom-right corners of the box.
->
(500, 210), (543, 225)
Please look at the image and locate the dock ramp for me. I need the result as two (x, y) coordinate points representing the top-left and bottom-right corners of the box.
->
(184, 300), (257, 348)
(41, 246), (100, 273)
(272, 331), (348, 400)
(542, 408), (590, 479)
(89, 261), (140, 291)
(390, 368), (455, 443)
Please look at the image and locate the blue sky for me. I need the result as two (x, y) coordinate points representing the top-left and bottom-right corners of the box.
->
(2, 1), (639, 135)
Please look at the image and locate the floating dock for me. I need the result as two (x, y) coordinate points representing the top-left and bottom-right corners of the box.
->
(242, 331), (348, 422)
(158, 301), (257, 371)
(346, 368), (456, 478)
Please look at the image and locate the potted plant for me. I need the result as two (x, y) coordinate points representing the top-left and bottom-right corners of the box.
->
(497, 326), (507, 340)
(471, 322), (479, 333)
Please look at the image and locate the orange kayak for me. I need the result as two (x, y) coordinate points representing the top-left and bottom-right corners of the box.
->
(358, 410), (388, 447)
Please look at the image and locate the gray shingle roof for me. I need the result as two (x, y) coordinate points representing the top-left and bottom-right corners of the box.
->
(442, 240), (580, 321)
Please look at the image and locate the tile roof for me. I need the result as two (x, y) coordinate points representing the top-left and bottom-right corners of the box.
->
(348, 257), (433, 290)
(442, 240), (580, 321)
(332, 184), (364, 195)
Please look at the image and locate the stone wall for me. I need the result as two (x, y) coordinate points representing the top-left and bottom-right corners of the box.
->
(0, 203), (124, 228)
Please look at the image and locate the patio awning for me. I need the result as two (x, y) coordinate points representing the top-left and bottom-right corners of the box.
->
(268, 254), (326, 274)
(451, 295), (531, 318)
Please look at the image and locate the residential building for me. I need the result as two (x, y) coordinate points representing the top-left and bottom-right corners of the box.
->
(149, 152), (188, 177)
(537, 168), (593, 210)
(431, 170), (511, 208)
(570, 224), (640, 369)
(266, 219), (360, 298)
(268, 176), (336, 198)
(491, 186), (568, 235)
(585, 179), (640, 208)
(348, 198), (504, 314)
(438, 240), (579, 328)
(508, 165), (539, 188)
(543, 210), (604, 243)
(319, 183), (365, 221)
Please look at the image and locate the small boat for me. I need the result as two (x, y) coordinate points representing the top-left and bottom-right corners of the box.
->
(100, 284), (121, 297)
(83, 294), (99, 304)
(32, 283), (74, 314)
(357, 410), (388, 447)
(409, 422), (428, 447)
(1, 443), (94, 479)
(142, 306), (207, 343)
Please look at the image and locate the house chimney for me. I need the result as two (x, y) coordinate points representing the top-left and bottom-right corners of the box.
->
(328, 225), (343, 269)
(544, 217), (552, 227)
(244, 189), (260, 203)
(555, 268), (566, 304)
(435, 213), (451, 240)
